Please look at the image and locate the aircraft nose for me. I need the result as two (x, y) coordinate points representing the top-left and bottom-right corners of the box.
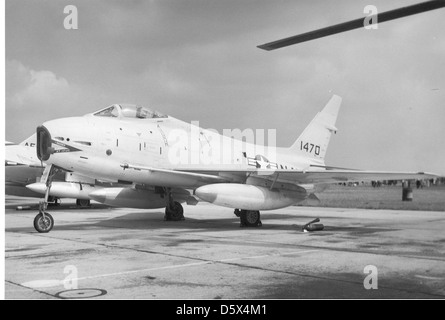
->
(36, 125), (54, 161)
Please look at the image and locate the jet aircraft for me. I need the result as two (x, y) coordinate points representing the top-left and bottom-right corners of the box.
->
(32, 96), (435, 233)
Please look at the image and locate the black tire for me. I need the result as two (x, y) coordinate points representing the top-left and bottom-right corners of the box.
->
(76, 199), (91, 207)
(34, 212), (54, 233)
(164, 201), (184, 221)
(240, 210), (262, 227)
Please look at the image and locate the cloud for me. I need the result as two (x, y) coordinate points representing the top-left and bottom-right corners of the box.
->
(5, 60), (90, 142)
(6, 60), (70, 108)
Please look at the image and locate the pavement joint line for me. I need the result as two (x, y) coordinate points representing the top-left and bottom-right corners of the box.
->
(218, 250), (319, 262)
(19, 249), (320, 289)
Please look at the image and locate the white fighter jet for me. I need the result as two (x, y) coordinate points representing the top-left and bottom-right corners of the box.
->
(32, 95), (435, 232)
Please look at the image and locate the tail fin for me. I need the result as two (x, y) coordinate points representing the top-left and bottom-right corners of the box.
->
(19, 133), (37, 147)
(289, 95), (341, 163)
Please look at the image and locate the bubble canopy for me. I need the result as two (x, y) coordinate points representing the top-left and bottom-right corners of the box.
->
(92, 104), (167, 119)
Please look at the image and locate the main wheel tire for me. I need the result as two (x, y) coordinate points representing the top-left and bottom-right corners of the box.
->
(240, 210), (262, 227)
(34, 212), (54, 233)
(164, 201), (184, 221)
(76, 199), (91, 207)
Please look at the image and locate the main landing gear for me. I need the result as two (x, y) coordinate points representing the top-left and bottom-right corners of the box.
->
(234, 209), (262, 227)
(76, 199), (91, 208)
(164, 188), (185, 221)
(34, 164), (60, 233)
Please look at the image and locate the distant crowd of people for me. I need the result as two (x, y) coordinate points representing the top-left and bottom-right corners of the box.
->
(370, 178), (441, 188)
(339, 178), (444, 188)
(371, 180), (398, 188)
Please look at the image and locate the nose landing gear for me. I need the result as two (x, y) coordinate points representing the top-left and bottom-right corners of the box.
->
(33, 210), (54, 233)
(33, 164), (60, 233)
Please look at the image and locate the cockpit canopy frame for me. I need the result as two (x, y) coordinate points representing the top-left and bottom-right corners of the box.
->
(92, 104), (167, 119)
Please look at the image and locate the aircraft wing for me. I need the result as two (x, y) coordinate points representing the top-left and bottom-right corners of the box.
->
(122, 163), (437, 187)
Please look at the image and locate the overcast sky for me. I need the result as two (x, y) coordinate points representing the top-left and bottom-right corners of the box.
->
(5, 0), (445, 174)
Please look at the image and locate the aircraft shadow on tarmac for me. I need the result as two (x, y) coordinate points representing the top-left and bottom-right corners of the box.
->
(5, 207), (400, 236)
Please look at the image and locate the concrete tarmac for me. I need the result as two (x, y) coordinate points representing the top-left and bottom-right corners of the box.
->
(5, 196), (445, 299)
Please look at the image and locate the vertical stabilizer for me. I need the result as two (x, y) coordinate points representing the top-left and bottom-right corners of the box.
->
(19, 133), (37, 147)
(289, 95), (341, 163)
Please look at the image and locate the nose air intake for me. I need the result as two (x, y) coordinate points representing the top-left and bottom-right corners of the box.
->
(36, 125), (53, 161)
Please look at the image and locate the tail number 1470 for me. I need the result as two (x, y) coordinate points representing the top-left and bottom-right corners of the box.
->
(300, 141), (321, 156)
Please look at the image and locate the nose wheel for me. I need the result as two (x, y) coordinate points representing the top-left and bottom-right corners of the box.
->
(34, 211), (54, 233)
